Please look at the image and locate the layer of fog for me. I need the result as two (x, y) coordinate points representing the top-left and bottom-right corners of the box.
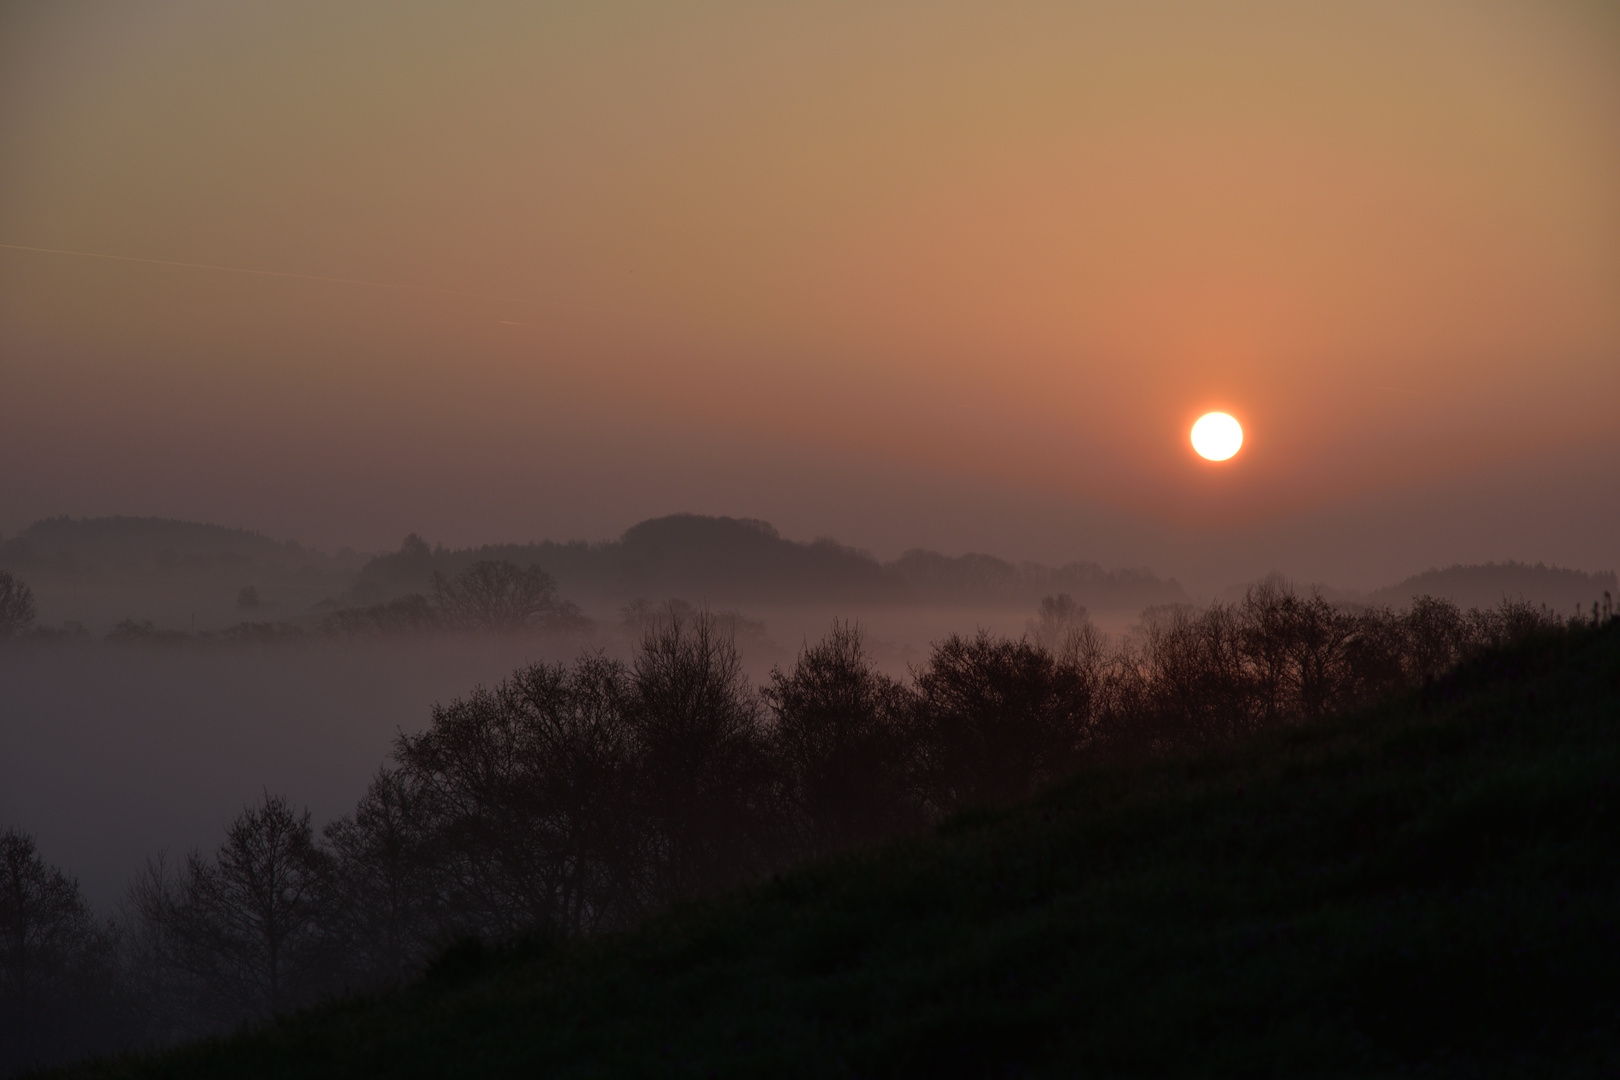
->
(1, 601), (1120, 912)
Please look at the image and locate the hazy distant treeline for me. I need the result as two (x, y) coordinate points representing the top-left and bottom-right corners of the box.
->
(7, 516), (1615, 645)
(0, 561), (590, 644)
(0, 514), (1190, 620)
(0, 516), (359, 584)
(351, 514), (1187, 609)
(7, 584), (1614, 1073)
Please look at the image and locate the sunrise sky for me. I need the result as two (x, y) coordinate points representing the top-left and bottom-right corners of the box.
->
(3, 0), (1617, 588)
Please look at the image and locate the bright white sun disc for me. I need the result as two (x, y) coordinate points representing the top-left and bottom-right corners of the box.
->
(1191, 412), (1243, 461)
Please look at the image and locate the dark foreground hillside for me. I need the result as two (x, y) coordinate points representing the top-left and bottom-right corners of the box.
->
(67, 621), (1620, 1079)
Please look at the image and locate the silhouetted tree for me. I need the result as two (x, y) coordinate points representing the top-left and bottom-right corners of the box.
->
(765, 622), (923, 856)
(627, 609), (778, 905)
(392, 655), (637, 939)
(160, 795), (331, 1027)
(1027, 593), (1087, 653)
(0, 829), (123, 1073)
(0, 573), (36, 641)
(432, 560), (580, 633)
(322, 770), (438, 984)
(122, 855), (201, 1046)
(914, 630), (1097, 811)
(1400, 595), (1472, 681)
(1138, 603), (1254, 747)
(1236, 583), (1360, 720)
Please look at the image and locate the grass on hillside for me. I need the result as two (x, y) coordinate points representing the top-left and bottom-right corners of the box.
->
(68, 621), (1620, 1079)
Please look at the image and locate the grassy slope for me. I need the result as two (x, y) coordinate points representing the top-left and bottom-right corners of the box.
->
(78, 623), (1620, 1079)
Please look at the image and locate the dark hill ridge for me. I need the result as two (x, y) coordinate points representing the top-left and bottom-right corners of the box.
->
(0, 516), (350, 576)
(351, 513), (1188, 608)
(74, 620), (1620, 1078)
(1370, 560), (1617, 615)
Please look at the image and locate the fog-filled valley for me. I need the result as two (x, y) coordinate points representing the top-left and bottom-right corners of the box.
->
(1, 513), (1616, 1072)
(4, 512), (1615, 915)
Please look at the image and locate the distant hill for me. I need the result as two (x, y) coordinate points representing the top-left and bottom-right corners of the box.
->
(1370, 560), (1616, 615)
(81, 620), (1620, 1077)
(0, 516), (356, 579)
(350, 513), (1186, 609)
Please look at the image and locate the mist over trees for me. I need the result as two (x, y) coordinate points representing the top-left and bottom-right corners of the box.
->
(6, 584), (1611, 1073)
(345, 515), (1189, 611)
(5, 515), (1613, 648)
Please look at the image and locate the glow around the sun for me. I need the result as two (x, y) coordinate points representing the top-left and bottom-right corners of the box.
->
(1191, 412), (1243, 461)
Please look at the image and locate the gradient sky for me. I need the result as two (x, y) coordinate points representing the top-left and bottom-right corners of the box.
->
(3, 0), (1617, 589)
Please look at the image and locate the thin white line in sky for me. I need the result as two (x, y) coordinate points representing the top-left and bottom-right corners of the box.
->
(0, 242), (515, 303)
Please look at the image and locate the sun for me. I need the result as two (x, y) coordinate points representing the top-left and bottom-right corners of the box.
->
(1191, 412), (1243, 461)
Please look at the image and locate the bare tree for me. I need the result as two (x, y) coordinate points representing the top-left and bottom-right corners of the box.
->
(323, 770), (438, 985)
(168, 795), (331, 1025)
(432, 560), (582, 633)
(627, 608), (778, 906)
(0, 829), (122, 1072)
(392, 655), (638, 939)
(0, 572), (36, 641)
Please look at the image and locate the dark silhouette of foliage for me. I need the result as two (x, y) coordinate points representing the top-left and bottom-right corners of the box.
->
(0, 829), (124, 1073)
(321, 770), (438, 986)
(11, 585), (1601, 1069)
(764, 622), (923, 855)
(914, 630), (1099, 811)
(390, 654), (638, 940)
(625, 609), (779, 905)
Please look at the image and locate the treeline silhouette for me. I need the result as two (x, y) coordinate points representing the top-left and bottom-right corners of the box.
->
(1368, 560), (1619, 613)
(3, 585), (1614, 1074)
(350, 515), (1187, 609)
(0, 516), (357, 585)
(0, 560), (590, 645)
(321, 559), (587, 636)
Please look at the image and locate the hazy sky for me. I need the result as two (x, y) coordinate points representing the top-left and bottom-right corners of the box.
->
(3, 0), (1617, 588)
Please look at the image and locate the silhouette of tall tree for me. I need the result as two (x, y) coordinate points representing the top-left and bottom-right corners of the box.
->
(166, 795), (331, 1025)
(765, 622), (923, 855)
(627, 609), (777, 905)
(392, 655), (638, 939)
(0, 829), (121, 1073)
(322, 769), (438, 984)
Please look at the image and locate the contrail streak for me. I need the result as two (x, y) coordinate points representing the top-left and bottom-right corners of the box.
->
(0, 242), (515, 303)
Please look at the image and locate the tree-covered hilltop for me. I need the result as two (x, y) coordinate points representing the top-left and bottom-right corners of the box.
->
(50, 611), (1620, 1078)
(348, 513), (1186, 609)
(1370, 560), (1616, 615)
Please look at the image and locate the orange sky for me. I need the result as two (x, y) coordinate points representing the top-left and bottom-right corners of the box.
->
(2, 0), (1617, 587)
